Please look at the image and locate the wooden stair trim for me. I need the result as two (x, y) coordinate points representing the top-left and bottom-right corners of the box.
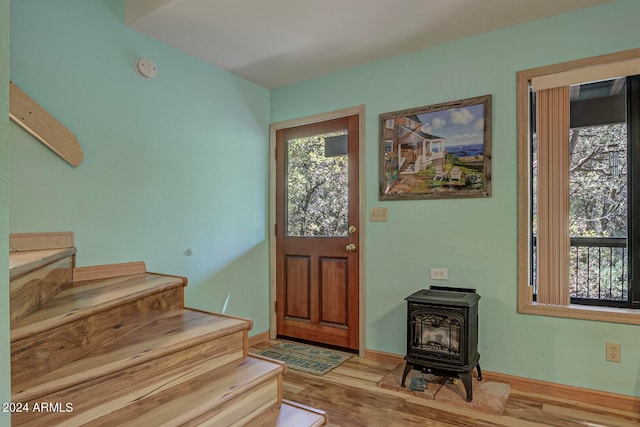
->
(9, 247), (75, 280)
(10, 273), (186, 341)
(364, 348), (640, 413)
(73, 261), (147, 282)
(9, 82), (83, 167)
(12, 311), (252, 402)
(10, 231), (74, 252)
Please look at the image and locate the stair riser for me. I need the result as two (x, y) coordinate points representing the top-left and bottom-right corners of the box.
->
(11, 331), (246, 426)
(113, 372), (281, 427)
(108, 358), (284, 427)
(185, 378), (279, 427)
(11, 286), (183, 387)
(10, 257), (73, 322)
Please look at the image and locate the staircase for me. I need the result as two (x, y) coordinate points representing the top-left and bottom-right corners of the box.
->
(9, 232), (326, 426)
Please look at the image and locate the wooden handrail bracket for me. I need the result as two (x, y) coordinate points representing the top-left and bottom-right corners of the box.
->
(9, 81), (83, 167)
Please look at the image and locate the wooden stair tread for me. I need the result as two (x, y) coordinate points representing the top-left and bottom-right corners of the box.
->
(21, 356), (284, 427)
(12, 308), (251, 402)
(245, 401), (327, 427)
(10, 273), (185, 339)
(9, 248), (75, 280)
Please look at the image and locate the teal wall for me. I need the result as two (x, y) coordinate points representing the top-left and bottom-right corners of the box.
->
(272, 0), (640, 397)
(1, 0), (11, 424)
(9, 0), (271, 332)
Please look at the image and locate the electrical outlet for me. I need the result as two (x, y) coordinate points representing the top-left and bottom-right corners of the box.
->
(606, 342), (621, 362)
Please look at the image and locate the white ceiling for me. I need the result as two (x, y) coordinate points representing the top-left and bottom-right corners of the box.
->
(125, 0), (612, 88)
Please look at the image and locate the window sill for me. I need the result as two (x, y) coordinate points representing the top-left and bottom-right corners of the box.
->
(518, 302), (640, 325)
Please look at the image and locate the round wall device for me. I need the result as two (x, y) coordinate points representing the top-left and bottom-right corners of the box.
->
(135, 58), (158, 79)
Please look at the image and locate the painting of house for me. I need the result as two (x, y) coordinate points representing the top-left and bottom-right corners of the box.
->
(380, 96), (491, 199)
(388, 115), (446, 174)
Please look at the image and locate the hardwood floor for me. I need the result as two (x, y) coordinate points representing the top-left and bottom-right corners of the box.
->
(250, 341), (640, 427)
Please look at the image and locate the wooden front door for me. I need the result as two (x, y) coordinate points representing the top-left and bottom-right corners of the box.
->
(275, 115), (359, 350)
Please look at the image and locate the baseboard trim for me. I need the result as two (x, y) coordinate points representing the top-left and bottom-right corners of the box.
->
(248, 330), (270, 347)
(363, 349), (404, 365)
(483, 371), (640, 414)
(364, 349), (640, 413)
(73, 261), (147, 282)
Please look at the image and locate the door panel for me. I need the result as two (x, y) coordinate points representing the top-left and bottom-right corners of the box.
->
(320, 257), (348, 326)
(284, 256), (311, 320)
(275, 115), (359, 350)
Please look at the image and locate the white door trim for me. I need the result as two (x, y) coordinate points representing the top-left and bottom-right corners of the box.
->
(269, 105), (366, 356)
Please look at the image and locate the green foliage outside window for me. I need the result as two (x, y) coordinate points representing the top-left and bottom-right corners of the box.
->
(286, 133), (349, 237)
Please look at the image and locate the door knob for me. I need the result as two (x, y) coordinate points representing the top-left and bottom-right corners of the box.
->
(346, 244), (357, 253)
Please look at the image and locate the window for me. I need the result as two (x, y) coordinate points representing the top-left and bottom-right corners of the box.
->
(517, 49), (640, 324)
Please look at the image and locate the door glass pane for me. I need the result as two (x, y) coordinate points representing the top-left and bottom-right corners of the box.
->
(286, 130), (349, 237)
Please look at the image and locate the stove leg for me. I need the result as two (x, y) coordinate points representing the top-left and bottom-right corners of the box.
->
(400, 362), (414, 388)
(476, 363), (482, 381)
(459, 371), (473, 402)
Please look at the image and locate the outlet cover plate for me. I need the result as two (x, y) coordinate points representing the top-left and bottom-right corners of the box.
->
(370, 207), (388, 222)
(431, 268), (448, 280)
(606, 342), (621, 362)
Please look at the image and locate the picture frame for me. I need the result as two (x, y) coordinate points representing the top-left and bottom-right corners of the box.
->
(379, 95), (492, 200)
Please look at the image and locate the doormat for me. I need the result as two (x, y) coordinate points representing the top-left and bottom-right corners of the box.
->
(256, 342), (352, 376)
(377, 364), (511, 415)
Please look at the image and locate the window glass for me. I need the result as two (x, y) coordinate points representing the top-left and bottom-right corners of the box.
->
(286, 130), (349, 237)
(531, 78), (630, 304)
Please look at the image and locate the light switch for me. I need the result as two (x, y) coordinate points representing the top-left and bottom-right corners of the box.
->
(370, 207), (388, 222)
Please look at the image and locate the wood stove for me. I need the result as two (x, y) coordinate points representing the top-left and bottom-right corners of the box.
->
(401, 286), (482, 401)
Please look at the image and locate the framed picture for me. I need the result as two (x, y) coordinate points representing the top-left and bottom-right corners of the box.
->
(379, 95), (492, 200)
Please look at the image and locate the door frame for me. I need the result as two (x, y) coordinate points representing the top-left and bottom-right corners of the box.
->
(269, 105), (366, 356)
